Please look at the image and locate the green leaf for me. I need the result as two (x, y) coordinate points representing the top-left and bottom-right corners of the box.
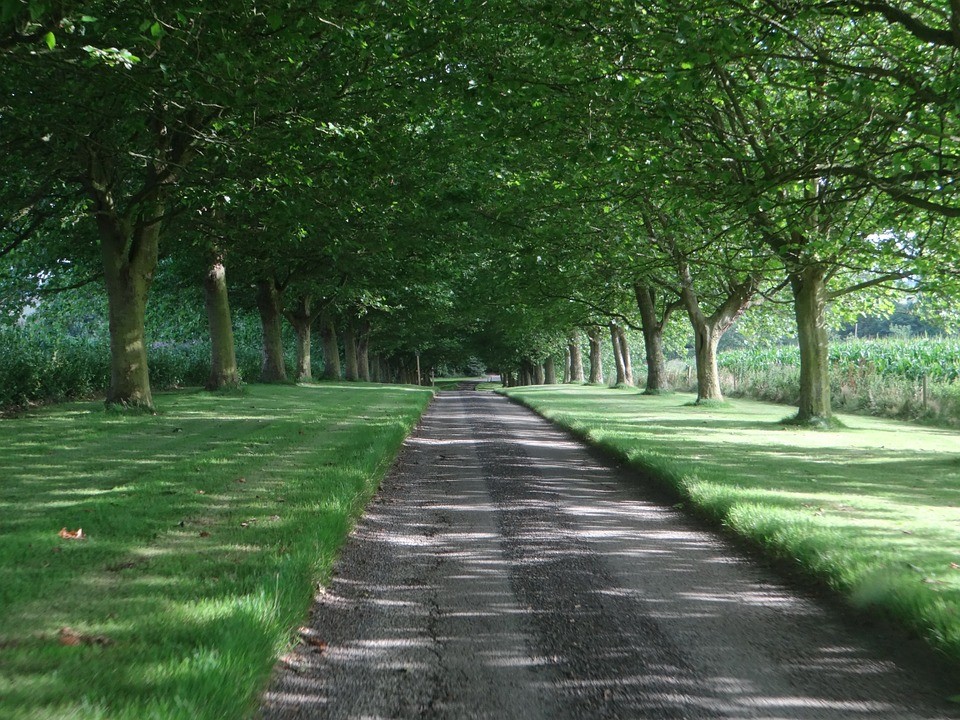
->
(43, 31), (55, 50)
(150, 22), (162, 38)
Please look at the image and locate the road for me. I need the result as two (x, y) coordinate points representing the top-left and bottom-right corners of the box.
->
(259, 388), (958, 719)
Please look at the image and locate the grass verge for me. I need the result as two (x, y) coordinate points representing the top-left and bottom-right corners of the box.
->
(0, 382), (432, 719)
(502, 384), (960, 664)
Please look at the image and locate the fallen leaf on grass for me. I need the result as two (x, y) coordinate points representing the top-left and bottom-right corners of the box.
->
(58, 527), (85, 540)
(59, 627), (112, 647)
(235, 477), (246, 483)
(195, 490), (206, 495)
(951, 563), (960, 570)
(199, 531), (211, 538)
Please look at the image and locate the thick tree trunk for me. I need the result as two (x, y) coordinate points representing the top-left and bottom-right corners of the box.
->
(286, 295), (313, 382)
(544, 355), (557, 384)
(569, 333), (585, 382)
(617, 325), (634, 386)
(634, 283), (671, 394)
(343, 325), (359, 381)
(587, 326), (604, 384)
(520, 360), (533, 386)
(563, 348), (572, 383)
(99, 212), (159, 409)
(610, 323), (628, 386)
(203, 260), (239, 390)
(533, 361), (545, 385)
(357, 320), (371, 381)
(677, 260), (757, 404)
(320, 318), (341, 380)
(691, 320), (723, 402)
(255, 278), (287, 383)
(791, 264), (832, 423)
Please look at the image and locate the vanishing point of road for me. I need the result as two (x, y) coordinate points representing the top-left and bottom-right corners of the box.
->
(260, 387), (959, 719)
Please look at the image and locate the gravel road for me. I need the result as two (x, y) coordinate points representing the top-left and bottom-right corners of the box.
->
(259, 388), (959, 719)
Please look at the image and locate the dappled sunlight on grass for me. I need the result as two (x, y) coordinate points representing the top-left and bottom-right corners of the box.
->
(505, 385), (960, 661)
(0, 383), (432, 720)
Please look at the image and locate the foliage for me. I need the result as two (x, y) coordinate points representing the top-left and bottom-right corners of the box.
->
(0, 383), (432, 719)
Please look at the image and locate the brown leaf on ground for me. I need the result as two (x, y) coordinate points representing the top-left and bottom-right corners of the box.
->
(298, 627), (328, 653)
(58, 527), (85, 540)
(58, 627), (112, 646)
(199, 531), (211, 538)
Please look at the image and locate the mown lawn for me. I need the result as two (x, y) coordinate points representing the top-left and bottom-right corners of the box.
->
(0, 383), (432, 720)
(503, 384), (960, 662)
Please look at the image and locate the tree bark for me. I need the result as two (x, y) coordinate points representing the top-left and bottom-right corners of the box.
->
(285, 294), (314, 382)
(320, 317), (341, 380)
(343, 324), (359, 381)
(677, 260), (757, 403)
(617, 324), (634, 385)
(569, 332), (585, 382)
(587, 326), (604, 384)
(791, 263), (832, 423)
(544, 355), (557, 384)
(634, 283), (674, 394)
(520, 360), (533, 386)
(86, 117), (196, 410)
(533, 361), (545, 385)
(203, 259), (239, 390)
(255, 278), (287, 383)
(610, 322), (628, 386)
(357, 320), (371, 381)
(563, 347), (572, 383)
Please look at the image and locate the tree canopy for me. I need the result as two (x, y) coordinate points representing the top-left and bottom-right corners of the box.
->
(2, 0), (958, 420)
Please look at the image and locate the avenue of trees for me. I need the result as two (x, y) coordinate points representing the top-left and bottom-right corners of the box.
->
(2, 0), (959, 424)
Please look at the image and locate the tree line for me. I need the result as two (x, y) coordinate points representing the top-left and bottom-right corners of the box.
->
(2, 1), (958, 422)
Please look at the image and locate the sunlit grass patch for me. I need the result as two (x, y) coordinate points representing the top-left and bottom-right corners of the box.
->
(503, 384), (960, 663)
(0, 383), (432, 720)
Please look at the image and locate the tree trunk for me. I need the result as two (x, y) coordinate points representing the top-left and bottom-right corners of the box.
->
(690, 320), (723, 402)
(255, 278), (287, 383)
(320, 319), (341, 380)
(791, 264), (832, 423)
(343, 325), (359, 381)
(533, 361), (545, 385)
(569, 333), (585, 382)
(677, 260), (757, 404)
(617, 325), (634, 385)
(587, 326), (604, 384)
(544, 355), (557, 384)
(203, 259), (239, 390)
(610, 323), (627, 386)
(99, 211), (159, 409)
(520, 361), (533, 386)
(563, 347), (572, 383)
(286, 294), (313, 382)
(357, 320), (371, 381)
(634, 283), (671, 394)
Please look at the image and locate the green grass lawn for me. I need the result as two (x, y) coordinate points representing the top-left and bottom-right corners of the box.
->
(0, 382), (432, 720)
(503, 384), (960, 663)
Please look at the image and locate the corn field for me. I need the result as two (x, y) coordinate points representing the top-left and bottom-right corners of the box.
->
(720, 337), (960, 383)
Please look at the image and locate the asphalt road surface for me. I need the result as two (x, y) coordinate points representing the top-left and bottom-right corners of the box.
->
(259, 388), (959, 719)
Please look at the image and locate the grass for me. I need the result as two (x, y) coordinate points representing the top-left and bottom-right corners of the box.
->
(0, 382), (433, 720)
(502, 384), (960, 664)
